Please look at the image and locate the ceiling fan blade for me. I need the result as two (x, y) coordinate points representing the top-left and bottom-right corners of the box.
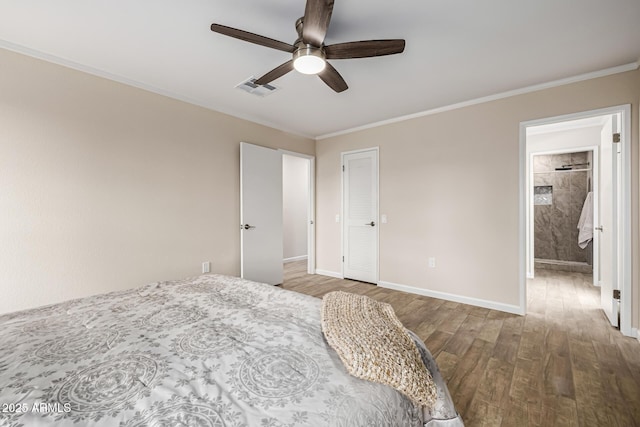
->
(254, 60), (295, 85)
(302, 0), (334, 47)
(210, 24), (295, 53)
(325, 39), (406, 59)
(318, 62), (348, 93)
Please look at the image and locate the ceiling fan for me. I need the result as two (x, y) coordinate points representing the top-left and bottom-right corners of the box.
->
(210, 0), (405, 93)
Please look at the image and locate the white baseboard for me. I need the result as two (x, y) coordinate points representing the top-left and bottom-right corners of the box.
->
(633, 327), (639, 342)
(315, 269), (343, 279)
(283, 255), (308, 263)
(377, 280), (524, 315)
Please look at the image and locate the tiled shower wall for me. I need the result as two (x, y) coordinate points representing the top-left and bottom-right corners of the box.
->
(533, 151), (592, 263)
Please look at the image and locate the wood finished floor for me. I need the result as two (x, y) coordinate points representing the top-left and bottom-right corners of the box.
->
(281, 261), (640, 427)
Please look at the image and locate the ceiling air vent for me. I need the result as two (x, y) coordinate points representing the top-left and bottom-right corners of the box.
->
(235, 77), (279, 97)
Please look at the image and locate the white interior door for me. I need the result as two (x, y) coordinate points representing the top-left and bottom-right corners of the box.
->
(240, 142), (283, 285)
(598, 116), (617, 326)
(342, 149), (378, 283)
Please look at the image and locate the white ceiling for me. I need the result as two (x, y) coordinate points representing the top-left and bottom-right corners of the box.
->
(1, 0), (639, 138)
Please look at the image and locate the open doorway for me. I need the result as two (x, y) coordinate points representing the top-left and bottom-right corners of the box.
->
(281, 151), (315, 274)
(519, 105), (631, 336)
(531, 149), (595, 277)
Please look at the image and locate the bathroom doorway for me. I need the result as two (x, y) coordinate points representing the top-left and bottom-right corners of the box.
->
(520, 105), (631, 336)
(531, 150), (595, 277)
(281, 150), (315, 274)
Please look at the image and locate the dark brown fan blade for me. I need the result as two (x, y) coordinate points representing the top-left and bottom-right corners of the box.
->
(255, 60), (295, 85)
(302, 0), (334, 47)
(325, 39), (406, 59)
(210, 24), (295, 53)
(318, 62), (348, 93)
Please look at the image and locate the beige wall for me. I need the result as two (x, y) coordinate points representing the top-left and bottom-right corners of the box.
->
(283, 154), (309, 260)
(0, 48), (314, 315)
(316, 68), (640, 326)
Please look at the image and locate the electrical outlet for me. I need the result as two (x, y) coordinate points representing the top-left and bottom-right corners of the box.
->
(202, 262), (211, 274)
(428, 257), (436, 268)
(335, 214), (340, 223)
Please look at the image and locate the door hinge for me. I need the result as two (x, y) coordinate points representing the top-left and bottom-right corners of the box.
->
(342, 256), (344, 262)
(613, 133), (620, 143)
(613, 289), (620, 300)
(342, 165), (345, 172)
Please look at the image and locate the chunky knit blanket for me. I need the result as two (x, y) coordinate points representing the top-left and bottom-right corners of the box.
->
(321, 291), (438, 407)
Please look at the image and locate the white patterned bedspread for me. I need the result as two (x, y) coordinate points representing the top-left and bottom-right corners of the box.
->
(0, 274), (458, 426)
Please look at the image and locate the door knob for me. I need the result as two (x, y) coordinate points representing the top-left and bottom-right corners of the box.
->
(595, 226), (603, 231)
(241, 224), (256, 230)
(365, 221), (376, 227)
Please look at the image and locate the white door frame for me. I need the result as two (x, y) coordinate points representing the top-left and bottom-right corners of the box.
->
(279, 149), (316, 275)
(519, 104), (632, 336)
(341, 147), (380, 282)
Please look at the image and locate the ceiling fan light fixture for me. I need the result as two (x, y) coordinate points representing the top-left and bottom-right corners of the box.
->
(293, 45), (326, 74)
(210, 2), (406, 92)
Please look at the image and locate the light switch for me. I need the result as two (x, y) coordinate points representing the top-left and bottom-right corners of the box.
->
(202, 262), (211, 274)
(335, 214), (340, 223)
(381, 214), (388, 223)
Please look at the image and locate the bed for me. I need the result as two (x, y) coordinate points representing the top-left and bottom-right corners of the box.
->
(0, 274), (463, 426)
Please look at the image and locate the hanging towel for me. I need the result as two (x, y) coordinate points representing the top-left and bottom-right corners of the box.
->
(577, 191), (594, 249)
